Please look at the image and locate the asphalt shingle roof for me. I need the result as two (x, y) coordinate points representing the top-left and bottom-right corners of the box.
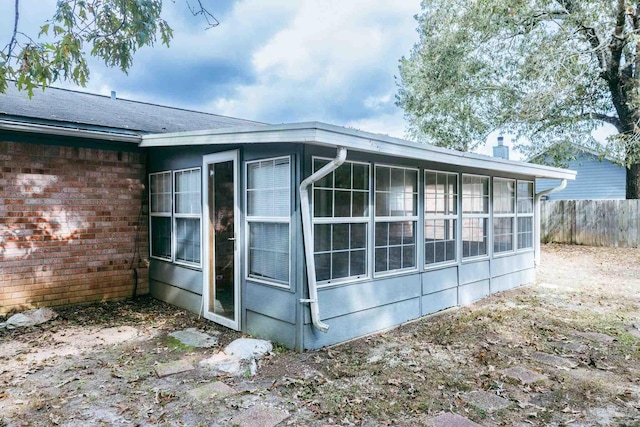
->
(0, 84), (264, 135)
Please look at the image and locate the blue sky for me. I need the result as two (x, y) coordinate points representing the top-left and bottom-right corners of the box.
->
(1, 0), (512, 156)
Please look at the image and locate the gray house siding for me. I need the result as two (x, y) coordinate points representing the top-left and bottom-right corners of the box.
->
(536, 153), (625, 200)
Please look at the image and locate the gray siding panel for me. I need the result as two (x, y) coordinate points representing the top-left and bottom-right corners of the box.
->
(492, 252), (534, 277)
(150, 280), (202, 314)
(422, 267), (458, 294)
(303, 297), (421, 349)
(421, 287), (458, 315)
(310, 275), (422, 322)
(459, 260), (490, 285)
(491, 268), (535, 293)
(459, 280), (490, 305)
(246, 311), (296, 349)
(536, 153), (625, 200)
(245, 281), (297, 324)
(149, 261), (203, 295)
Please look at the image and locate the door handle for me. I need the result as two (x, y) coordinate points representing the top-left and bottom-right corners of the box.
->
(228, 237), (236, 241)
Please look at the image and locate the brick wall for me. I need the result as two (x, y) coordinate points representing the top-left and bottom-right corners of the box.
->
(0, 140), (149, 314)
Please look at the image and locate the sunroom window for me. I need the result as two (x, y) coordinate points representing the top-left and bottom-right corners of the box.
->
(149, 168), (202, 267)
(493, 178), (515, 254)
(374, 165), (418, 274)
(517, 181), (534, 250)
(462, 174), (489, 258)
(313, 158), (369, 284)
(424, 170), (457, 266)
(246, 157), (291, 286)
(174, 168), (201, 265)
(150, 172), (172, 260)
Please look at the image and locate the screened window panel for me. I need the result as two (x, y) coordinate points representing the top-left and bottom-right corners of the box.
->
(425, 171), (457, 216)
(374, 221), (416, 273)
(175, 218), (201, 263)
(375, 166), (418, 217)
(517, 217), (534, 249)
(248, 222), (289, 283)
(174, 169), (201, 215)
(493, 179), (515, 214)
(424, 219), (456, 265)
(462, 176), (489, 214)
(313, 223), (368, 282)
(517, 181), (534, 214)
(150, 172), (171, 214)
(151, 217), (171, 259)
(247, 158), (290, 217)
(313, 160), (370, 219)
(493, 217), (514, 253)
(462, 218), (488, 258)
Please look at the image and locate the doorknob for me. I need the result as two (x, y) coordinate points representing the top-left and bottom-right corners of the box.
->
(228, 237), (236, 241)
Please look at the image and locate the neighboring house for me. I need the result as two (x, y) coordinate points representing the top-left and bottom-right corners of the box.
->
(533, 146), (625, 200)
(1, 86), (575, 350)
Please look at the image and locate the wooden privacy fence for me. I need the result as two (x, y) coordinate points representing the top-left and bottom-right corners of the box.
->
(540, 200), (640, 247)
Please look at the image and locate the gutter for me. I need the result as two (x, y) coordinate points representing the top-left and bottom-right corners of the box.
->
(299, 146), (347, 333)
(0, 119), (141, 144)
(534, 179), (567, 266)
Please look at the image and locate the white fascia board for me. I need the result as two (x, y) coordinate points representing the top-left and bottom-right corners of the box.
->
(0, 119), (141, 143)
(140, 121), (576, 180)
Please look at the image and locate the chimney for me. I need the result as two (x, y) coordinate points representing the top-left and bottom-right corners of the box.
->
(493, 135), (509, 160)
(110, 90), (116, 100)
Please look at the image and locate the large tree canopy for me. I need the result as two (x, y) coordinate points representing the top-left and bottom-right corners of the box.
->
(397, 0), (640, 199)
(1, 0), (217, 97)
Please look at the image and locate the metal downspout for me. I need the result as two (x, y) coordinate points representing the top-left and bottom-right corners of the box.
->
(534, 179), (567, 266)
(299, 147), (347, 333)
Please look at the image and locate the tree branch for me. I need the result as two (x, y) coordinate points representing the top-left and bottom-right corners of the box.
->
(7, 0), (20, 59)
(580, 112), (623, 131)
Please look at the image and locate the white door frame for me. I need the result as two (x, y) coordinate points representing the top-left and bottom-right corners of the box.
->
(202, 150), (241, 330)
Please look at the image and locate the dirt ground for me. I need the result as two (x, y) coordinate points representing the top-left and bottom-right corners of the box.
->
(1, 244), (639, 426)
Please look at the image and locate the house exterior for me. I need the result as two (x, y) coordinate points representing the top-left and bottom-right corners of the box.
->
(1, 86), (576, 350)
(534, 148), (625, 200)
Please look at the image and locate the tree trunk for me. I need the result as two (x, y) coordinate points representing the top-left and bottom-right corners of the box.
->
(626, 162), (640, 199)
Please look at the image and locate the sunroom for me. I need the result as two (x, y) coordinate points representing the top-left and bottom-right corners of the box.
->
(141, 122), (575, 351)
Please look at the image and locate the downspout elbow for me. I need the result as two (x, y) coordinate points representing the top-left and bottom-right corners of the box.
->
(299, 147), (347, 333)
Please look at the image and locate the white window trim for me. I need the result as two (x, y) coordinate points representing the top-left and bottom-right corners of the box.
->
(244, 155), (292, 289)
(312, 156), (371, 286)
(373, 164), (419, 277)
(516, 180), (535, 252)
(492, 177), (516, 257)
(461, 173), (490, 261)
(172, 167), (202, 268)
(149, 171), (172, 262)
(424, 169), (458, 269)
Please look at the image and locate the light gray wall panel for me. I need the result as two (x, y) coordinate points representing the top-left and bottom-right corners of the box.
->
(421, 287), (458, 316)
(245, 281), (297, 324)
(459, 279), (490, 305)
(491, 268), (535, 293)
(246, 310), (296, 349)
(307, 275), (421, 322)
(303, 297), (420, 349)
(459, 260), (490, 285)
(150, 280), (202, 314)
(422, 266), (458, 295)
(149, 261), (203, 294)
(492, 252), (534, 277)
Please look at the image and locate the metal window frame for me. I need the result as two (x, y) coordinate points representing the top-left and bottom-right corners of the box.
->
(149, 171), (172, 261)
(492, 177), (516, 256)
(424, 169), (459, 268)
(461, 174), (490, 261)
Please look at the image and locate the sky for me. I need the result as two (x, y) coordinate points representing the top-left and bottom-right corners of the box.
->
(0, 0), (515, 158)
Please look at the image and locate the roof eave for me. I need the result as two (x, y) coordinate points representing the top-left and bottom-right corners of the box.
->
(140, 122), (576, 181)
(0, 119), (142, 144)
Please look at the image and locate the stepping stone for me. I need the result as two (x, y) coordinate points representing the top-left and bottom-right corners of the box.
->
(548, 340), (586, 353)
(575, 331), (616, 344)
(187, 381), (238, 401)
(500, 366), (548, 384)
(532, 352), (578, 369)
(228, 405), (289, 427)
(154, 360), (194, 378)
(462, 390), (511, 411)
(169, 328), (219, 348)
(426, 412), (482, 427)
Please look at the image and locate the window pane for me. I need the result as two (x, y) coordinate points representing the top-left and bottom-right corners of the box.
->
(493, 178), (515, 214)
(176, 218), (201, 264)
(175, 169), (201, 214)
(313, 159), (332, 188)
(313, 159), (369, 219)
(350, 250), (366, 276)
(314, 224), (332, 252)
(352, 191), (367, 217)
(425, 171), (457, 216)
(462, 175), (489, 214)
(314, 189), (333, 217)
(351, 223), (367, 249)
(517, 181), (534, 214)
(335, 164), (351, 189)
(333, 223), (350, 250)
(376, 166), (418, 218)
(493, 217), (514, 253)
(332, 252), (349, 278)
(150, 172), (172, 214)
(375, 222), (388, 246)
(315, 253), (331, 282)
(353, 164), (369, 190)
(517, 217), (533, 249)
(334, 190), (351, 217)
(375, 220), (417, 274)
(424, 219), (456, 265)
(249, 222), (289, 283)
(151, 217), (171, 259)
(376, 166), (390, 192)
(247, 158), (290, 217)
(462, 218), (487, 258)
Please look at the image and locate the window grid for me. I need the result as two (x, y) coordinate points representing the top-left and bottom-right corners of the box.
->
(493, 178), (515, 254)
(424, 170), (458, 266)
(246, 156), (291, 287)
(462, 174), (489, 259)
(312, 158), (370, 285)
(173, 168), (202, 267)
(150, 171), (172, 261)
(517, 181), (534, 250)
(374, 165), (418, 275)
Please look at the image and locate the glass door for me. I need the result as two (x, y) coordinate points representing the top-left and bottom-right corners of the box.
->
(202, 151), (240, 330)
